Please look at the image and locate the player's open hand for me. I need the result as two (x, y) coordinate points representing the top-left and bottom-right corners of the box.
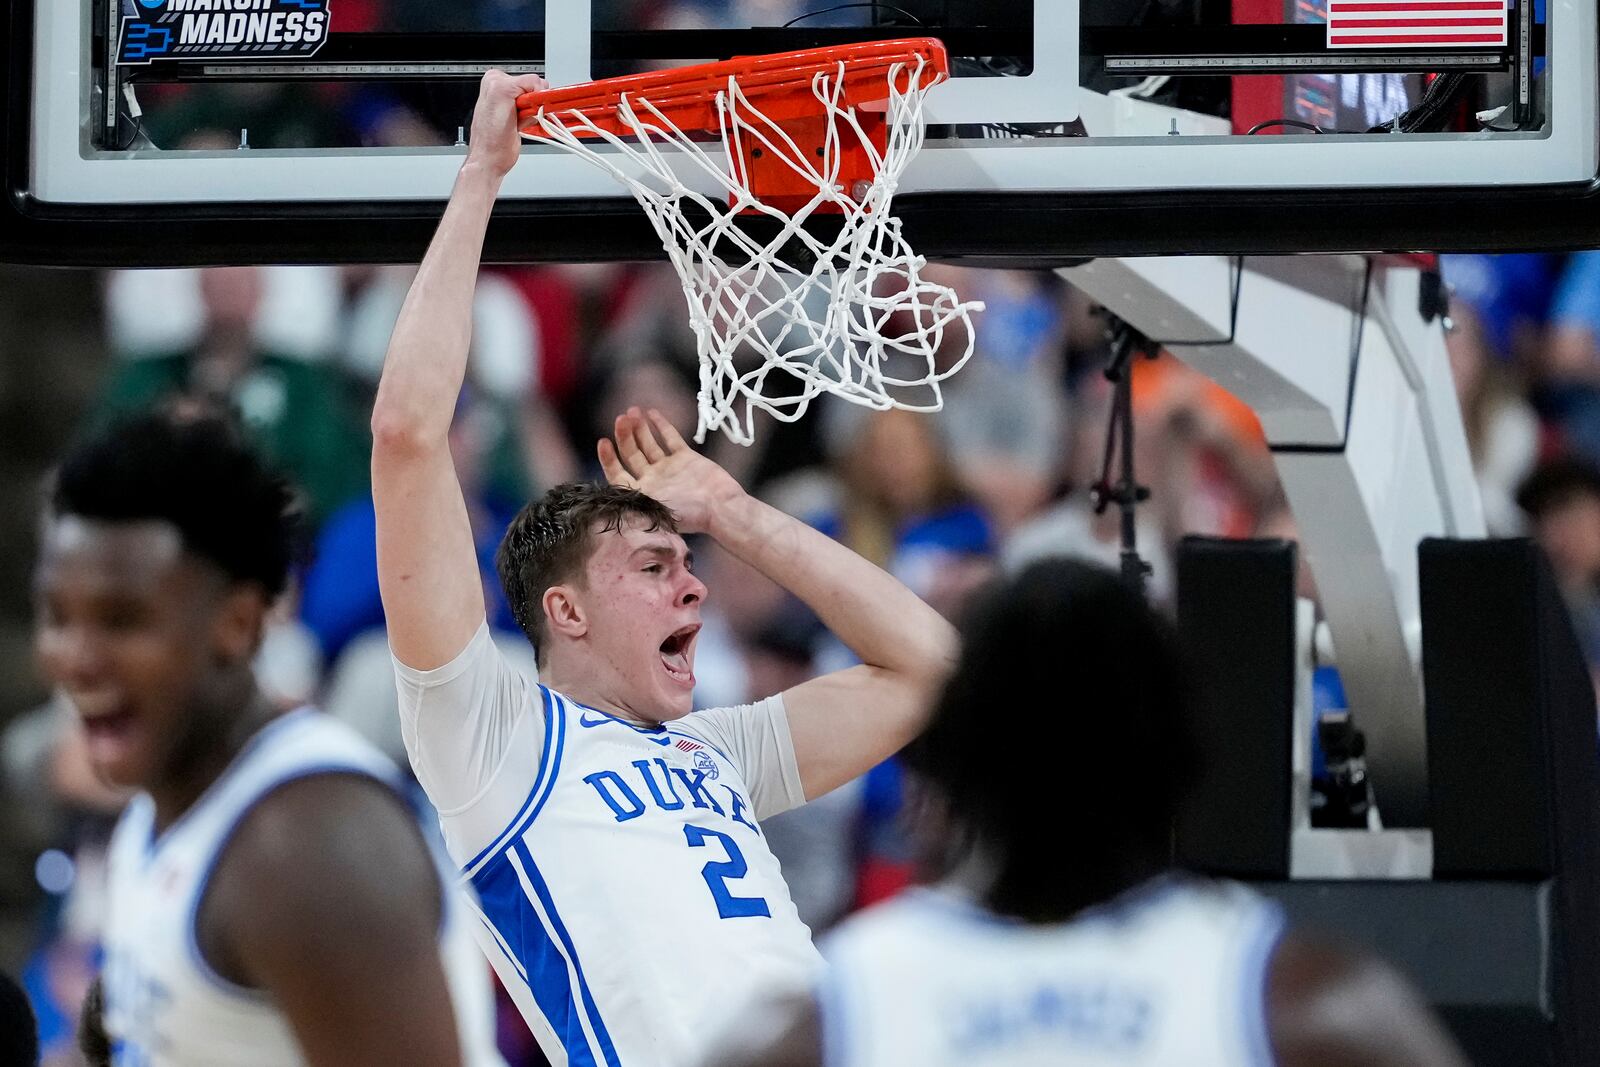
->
(467, 69), (547, 179)
(598, 408), (746, 535)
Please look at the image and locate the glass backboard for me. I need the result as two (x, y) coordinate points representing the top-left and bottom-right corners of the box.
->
(2, 0), (1595, 265)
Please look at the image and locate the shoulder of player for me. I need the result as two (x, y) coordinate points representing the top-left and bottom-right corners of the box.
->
(203, 773), (440, 964)
(675, 693), (780, 732)
(1266, 931), (1466, 1067)
(220, 771), (418, 866)
(393, 630), (545, 726)
(195, 776), (465, 1063)
(665, 706), (743, 758)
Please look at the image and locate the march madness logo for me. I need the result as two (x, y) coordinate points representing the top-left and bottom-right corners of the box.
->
(118, 0), (330, 66)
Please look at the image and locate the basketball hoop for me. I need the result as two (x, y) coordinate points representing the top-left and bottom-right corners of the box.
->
(518, 39), (983, 446)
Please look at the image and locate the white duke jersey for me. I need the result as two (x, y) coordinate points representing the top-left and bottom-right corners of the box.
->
(818, 880), (1287, 1067)
(394, 623), (822, 1067)
(102, 708), (504, 1067)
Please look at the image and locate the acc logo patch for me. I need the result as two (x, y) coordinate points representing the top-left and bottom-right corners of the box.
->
(694, 750), (719, 780)
(118, 0), (331, 66)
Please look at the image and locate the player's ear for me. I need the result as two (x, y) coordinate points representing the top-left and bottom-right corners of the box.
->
(543, 585), (588, 642)
(212, 585), (267, 665)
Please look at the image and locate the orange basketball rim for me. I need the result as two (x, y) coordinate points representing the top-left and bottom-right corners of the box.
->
(516, 38), (950, 211)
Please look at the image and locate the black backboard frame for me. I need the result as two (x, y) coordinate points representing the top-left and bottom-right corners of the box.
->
(5, 1), (1600, 268)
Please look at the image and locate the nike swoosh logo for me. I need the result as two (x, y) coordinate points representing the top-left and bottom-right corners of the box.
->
(578, 712), (672, 744)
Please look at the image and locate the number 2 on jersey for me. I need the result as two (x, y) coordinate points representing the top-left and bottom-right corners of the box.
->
(683, 824), (771, 919)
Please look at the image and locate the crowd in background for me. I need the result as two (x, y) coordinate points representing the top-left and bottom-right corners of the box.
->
(6, 1), (1600, 1063)
(10, 242), (1600, 1064)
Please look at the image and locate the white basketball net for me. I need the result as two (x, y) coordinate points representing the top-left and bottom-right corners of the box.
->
(523, 56), (983, 445)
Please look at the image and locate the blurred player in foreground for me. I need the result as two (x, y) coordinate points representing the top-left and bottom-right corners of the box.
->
(372, 70), (959, 1065)
(33, 412), (500, 1067)
(705, 559), (1469, 1067)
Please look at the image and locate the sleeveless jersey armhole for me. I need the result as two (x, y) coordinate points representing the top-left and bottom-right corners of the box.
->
(187, 766), (405, 998)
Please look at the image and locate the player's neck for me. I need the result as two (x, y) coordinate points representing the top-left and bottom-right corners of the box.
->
(148, 687), (279, 834)
(541, 659), (653, 725)
(948, 840), (1169, 926)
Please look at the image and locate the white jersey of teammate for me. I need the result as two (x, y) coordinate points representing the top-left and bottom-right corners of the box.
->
(818, 880), (1286, 1067)
(102, 708), (505, 1067)
(395, 622), (822, 1067)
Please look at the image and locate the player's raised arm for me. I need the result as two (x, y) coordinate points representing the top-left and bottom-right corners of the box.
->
(372, 69), (545, 669)
(599, 408), (958, 799)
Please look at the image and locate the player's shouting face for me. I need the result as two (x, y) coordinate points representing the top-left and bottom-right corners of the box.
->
(559, 518), (706, 721)
(34, 516), (261, 788)
(33, 414), (289, 793)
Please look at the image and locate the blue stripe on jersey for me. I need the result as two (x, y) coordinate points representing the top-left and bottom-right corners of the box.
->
(464, 687), (565, 877)
(1238, 904), (1286, 1067)
(477, 914), (529, 982)
(473, 850), (602, 1065)
(514, 841), (623, 1067)
(461, 888), (529, 984)
(470, 840), (623, 1067)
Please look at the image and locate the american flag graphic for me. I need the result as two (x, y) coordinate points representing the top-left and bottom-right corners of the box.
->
(1326, 1), (1508, 49)
(673, 738), (703, 753)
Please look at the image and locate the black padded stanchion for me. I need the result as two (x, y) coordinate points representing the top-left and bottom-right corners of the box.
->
(1419, 537), (1600, 1067)
(1173, 536), (1296, 879)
